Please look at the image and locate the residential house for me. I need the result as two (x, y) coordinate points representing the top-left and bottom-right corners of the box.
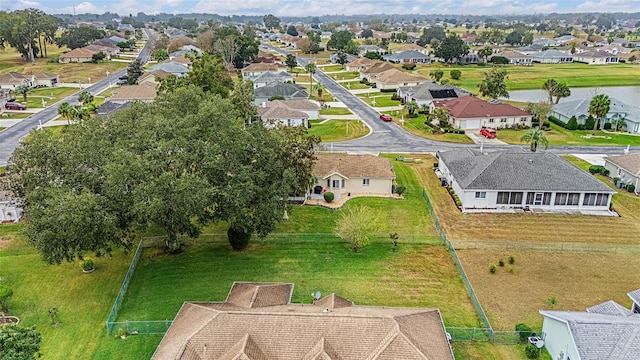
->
(107, 35), (128, 45)
(310, 154), (396, 199)
(530, 49), (573, 64)
(383, 50), (431, 64)
(0, 191), (22, 223)
(138, 70), (171, 85)
(152, 282), (454, 360)
(256, 99), (319, 127)
(573, 50), (619, 64)
(358, 44), (385, 56)
(461, 33), (479, 45)
(0, 72), (31, 89)
(345, 57), (378, 72)
(595, 44), (632, 55)
(85, 44), (119, 58)
(432, 96), (533, 130)
(253, 82), (308, 105)
(532, 37), (561, 47)
(329, 52), (357, 64)
(148, 62), (190, 78)
(32, 73), (59, 87)
(96, 100), (131, 116)
(169, 45), (202, 59)
(359, 62), (396, 81)
(245, 71), (293, 89)
(161, 55), (192, 66)
(241, 63), (286, 78)
(539, 288), (640, 360)
(397, 82), (471, 106)
(604, 153), (640, 192)
(437, 149), (616, 214)
(493, 51), (533, 65)
(59, 47), (98, 63)
(393, 43), (428, 55)
(372, 68), (430, 90)
(515, 43), (546, 55)
(109, 82), (157, 104)
(554, 35), (577, 44)
(551, 97), (640, 134)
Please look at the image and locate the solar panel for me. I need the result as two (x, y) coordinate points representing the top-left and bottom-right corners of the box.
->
(429, 89), (458, 99)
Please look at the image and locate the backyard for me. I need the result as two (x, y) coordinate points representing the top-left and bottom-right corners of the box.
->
(495, 122), (640, 147)
(395, 114), (475, 144)
(307, 119), (369, 142)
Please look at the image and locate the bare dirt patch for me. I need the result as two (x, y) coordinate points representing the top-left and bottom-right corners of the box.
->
(0, 235), (14, 250)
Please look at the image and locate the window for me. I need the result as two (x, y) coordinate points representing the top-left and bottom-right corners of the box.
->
(497, 192), (523, 205)
(332, 180), (340, 188)
(520, 117), (527, 122)
(363, 179), (370, 186)
(500, 118), (507, 123)
(341, 179), (345, 188)
(327, 179), (330, 188)
(475, 192), (486, 199)
(526, 192), (550, 205)
(567, 193), (580, 206)
(488, 118), (494, 123)
(556, 193), (581, 206)
(583, 193), (609, 206)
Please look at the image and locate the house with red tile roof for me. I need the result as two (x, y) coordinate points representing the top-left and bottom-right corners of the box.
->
(432, 96), (533, 130)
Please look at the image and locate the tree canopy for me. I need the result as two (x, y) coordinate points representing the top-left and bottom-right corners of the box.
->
(433, 33), (469, 64)
(327, 30), (353, 50)
(263, 14), (280, 30)
(7, 86), (319, 263)
(478, 67), (509, 99)
(0, 325), (42, 360)
(0, 9), (60, 62)
(55, 26), (106, 50)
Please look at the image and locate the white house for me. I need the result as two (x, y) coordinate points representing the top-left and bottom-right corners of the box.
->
(0, 191), (23, 223)
(604, 153), (640, 192)
(530, 49), (573, 64)
(397, 82), (471, 106)
(551, 97), (640, 134)
(539, 288), (640, 360)
(256, 99), (319, 127)
(309, 154), (395, 201)
(431, 96), (533, 130)
(437, 150), (616, 214)
(573, 50), (619, 64)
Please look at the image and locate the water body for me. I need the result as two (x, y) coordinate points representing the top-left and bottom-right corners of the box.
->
(506, 86), (640, 105)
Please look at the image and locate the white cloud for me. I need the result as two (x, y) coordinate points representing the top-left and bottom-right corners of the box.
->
(3, 0), (41, 10)
(58, 1), (104, 14)
(576, 0), (640, 12)
(154, 0), (184, 7)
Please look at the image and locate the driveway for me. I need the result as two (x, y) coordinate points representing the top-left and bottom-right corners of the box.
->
(465, 130), (509, 145)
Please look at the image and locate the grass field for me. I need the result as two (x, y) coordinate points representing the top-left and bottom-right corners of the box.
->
(339, 80), (373, 90)
(357, 94), (401, 107)
(319, 107), (352, 116)
(329, 71), (360, 80)
(318, 64), (345, 72)
(397, 115), (475, 144)
(0, 112), (31, 119)
(23, 87), (79, 108)
(308, 119), (369, 142)
(416, 63), (640, 92)
(496, 122), (640, 147)
(453, 342), (551, 360)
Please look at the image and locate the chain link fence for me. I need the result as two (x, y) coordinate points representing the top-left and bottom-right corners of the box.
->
(106, 239), (144, 334)
(109, 320), (173, 335)
(452, 239), (640, 254)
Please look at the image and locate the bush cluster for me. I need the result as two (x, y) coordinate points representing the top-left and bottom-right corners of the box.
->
(588, 165), (609, 176)
(402, 63), (416, 70)
(515, 323), (533, 342)
(323, 191), (334, 203)
(549, 115), (595, 131)
(394, 185), (406, 195)
(443, 128), (465, 134)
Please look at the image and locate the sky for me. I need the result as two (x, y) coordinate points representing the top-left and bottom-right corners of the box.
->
(1, 0), (640, 17)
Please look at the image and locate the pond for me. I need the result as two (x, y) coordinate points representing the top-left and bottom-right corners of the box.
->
(505, 86), (640, 104)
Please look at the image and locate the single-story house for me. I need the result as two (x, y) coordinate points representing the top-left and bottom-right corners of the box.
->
(152, 282), (454, 360)
(0, 191), (22, 223)
(437, 149), (616, 214)
(515, 43), (546, 55)
(358, 44), (385, 56)
(551, 97), (640, 134)
(393, 43), (428, 55)
(85, 44), (119, 58)
(246, 71), (293, 89)
(0, 72), (32, 89)
(256, 100), (317, 127)
(310, 153), (396, 199)
(147, 62), (190, 78)
(530, 49), (573, 64)
(539, 288), (640, 360)
(138, 70), (171, 85)
(169, 45), (202, 59)
(493, 51), (533, 66)
(267, 99), (320, 119)
(383, 50), (431, 64)
(604, 153), (640, 192)
(241, 63), (286, 78)
(432, 96), (533, 130)
(109, 82), (157, 103)
(32, 73), (59, 87)
(329, 52), (357, 64)
(533, 37), (562, 47)
(573, 50), (619, 64)
(345, 57), (378, 72)
(59, 47), (98, 63)
(372, 68), (430, 90)
(162, 55), (191, 67)
(397, 82), (471, 106)
(253, 82), (309, 105)
(359, 62), (396, 81)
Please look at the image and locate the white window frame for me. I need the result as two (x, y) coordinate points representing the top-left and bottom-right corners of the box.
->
(363, 179), (370, 186)
(475, 192), (486, 199)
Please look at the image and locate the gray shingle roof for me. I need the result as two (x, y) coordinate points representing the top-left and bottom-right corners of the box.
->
(587, 301), (633, 316)
(628, 289), (640, 306)
(552, 98), (640, 126)
(383, 50), (430, 62)
(247, 71), (293, 84)
(398, 82), (470, 102)
(254, 82), (308, 99)
(438, 149), (614, 192)
(148, 62), (190, 75)
(530, 49), (573, 60)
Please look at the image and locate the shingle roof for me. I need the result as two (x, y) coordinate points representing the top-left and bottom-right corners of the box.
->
(628, 288), (640, 305)
(257, 105), (308, 120)
(552, 97), (640, 125)
(398, 82), (470, 102)
(254, 83), (308, 99)
(32, 72), (58, 79)
(153, 282), (453, 360)
(375, 68), (429, 84)
(606, 154), (640, 176)
(383, 50), (430, 62)
(433, 96), (530, 119)
(242, 63), (286, 73)
(313, 154), (395, 179)
(360, 62), (396, 75)
(97, 100), (131, 116)
(148, 62), (190, 75)
(530, 49), (573, 60)
(269, 99), (319, 111)
(225, 282), (294, 308)
(587, 301), (633, 316)
(247, 71), (293, 84)
(393, 44), (426, 53)
(347, 57), (377, 67)
(60, 47), (98, 59)
(496, 51), (531, 60)
(0, 72), (28, 85)
(438, 149), (615, 192)
(110, 83), (157, 102)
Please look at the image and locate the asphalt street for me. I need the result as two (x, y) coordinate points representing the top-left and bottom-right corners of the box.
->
(0, 28), (156, 166)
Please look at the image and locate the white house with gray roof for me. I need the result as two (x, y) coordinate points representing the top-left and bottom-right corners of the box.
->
(148, 62), (190, 78)
(604, 153), (640, 192)
(383, 50), (431, 64)
(253, 82), (309, 105)
(530, 49), (573, 63)
(246, 71), (293, 89)
(540, 288), (640, 360)
(437, 150), (615, 214)
(397, 82), (470, 106)
(551, 97), (640, 134)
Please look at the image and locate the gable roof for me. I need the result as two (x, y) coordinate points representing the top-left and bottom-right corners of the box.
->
(433, 96), (530, 119)
(313, 154), (395, 179)
(530, 49), (573, 60)
(496, 51), (531, 60)
(257, 104), (309, 120)
(242, 63), (286, 73)
(576, 50), (618, 59)
(438, 149), (615, 192)
(383, 50), (430, 62)
(398, 82), (471, 102)
(375, 68), (429, 84)
(110, 82), (157, 102)
(393, 44), (426, 53)
(246, 71), (293, 84)
(60, 47), (98, 59)
(0, 72), (28, 85)
(254, 82), (308, 99)
(139, 70), (171, 83)
(552, 97), (640, 124)
(149, 61), (190, 75)
(361, 62), (396, 75)
(605, 153), (640, 176)
(153, 282), (453, 360)
(32, 72), (59, 80)
(97, 100), (131, 116)
(269, 99), (319, 111)
(347, 57), (378, 68)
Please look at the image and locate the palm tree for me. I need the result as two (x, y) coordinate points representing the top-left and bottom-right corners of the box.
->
(312, 83), (325, 102)
(77, 91), (94, 106)
(588, 94), (611, 135)
(404, 101), (418, 116)
(305, 63), (316, 90)
(57, 102), (72, 124)
(541, 79), (557, 104)
(611, 118), (627, 132)
(478, 45), (493, 62)
(551, 83), (571, 104)
(569, 41), (577, 55)
(520, 127), (549, 152)
(14, 85), (31, 103)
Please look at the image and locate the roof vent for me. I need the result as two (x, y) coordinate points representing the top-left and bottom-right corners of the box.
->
(528, 159), (533, 164)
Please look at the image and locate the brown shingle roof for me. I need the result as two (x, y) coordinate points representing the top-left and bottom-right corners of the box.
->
(60, 47), (98, 59)
(0, 72), (28, 85)
(257, 105), (309, 120)
(374, 68), (429, 84)
(269, 99), (319, 111)
(393, 44), (426, 53)
(139, 70), (171, 83)
(606, 153), (640, 175)
(153, 283), (453, 360)
(164, 54), (192, 64)
(313, 154), (395, 179)
(433, 96), (530, 119)
(242, 63), (285, 72)
(110, 82), (158, 101)
(32, 72), (58, 79)
(347, 57), (378, 67)
(360, 62), (395, 75)
(225, 282), (293, 308)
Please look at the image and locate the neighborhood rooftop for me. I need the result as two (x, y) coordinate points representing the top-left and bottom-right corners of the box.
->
(313, 154), (396, 179)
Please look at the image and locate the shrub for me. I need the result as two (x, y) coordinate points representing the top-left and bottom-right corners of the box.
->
(0, 284), (13, 312)
(324, 191), (335, 203)
(525, 344), (540, 359)
(433, 162), (439, 168)
(577, 124), (586, 130)
(476, 61), (487, 67)
(509, 266), (515, 274)
(515, 323), (533, 342)
(81, 258), (95, 272)
(489, 264), (497, 274)
(589, 165), (605, 174)
(450, 69), (461, 80)
(548, 115), (567, 129)
(489, 56), (509, 64)
(227, 226), (251, 251)
(627, 184), (636, 193)
(566, 116), (578, 130)
(603, 122), (612, 130)
(548, 296), (557, 305)
(509, 255), (515, 264)
(402, 63), (416, 70)
(498, 258), (505, 267)
(599, 168), (609, 176)
(394, 185), (406, 195)
(585, 116), (596, 130)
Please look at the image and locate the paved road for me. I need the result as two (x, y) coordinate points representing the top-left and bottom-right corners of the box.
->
(0, 29), (156, 166)
(256, 43), (640, 156)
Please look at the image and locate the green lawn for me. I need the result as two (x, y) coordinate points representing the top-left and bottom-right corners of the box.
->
(327, 71), (360, 80)
(393, 114), (474, 144)
(24, 88), (78, 108)
(339, 81), (372, 90)
(496, 122), (640, 146)
(319, 107), (352, 116)
(357, 94), (402, 107)
(416, 63), (640, 92)
(307, 119), (369, 142)
(0, 112), (31, 119)
(319, 64), (345, 72)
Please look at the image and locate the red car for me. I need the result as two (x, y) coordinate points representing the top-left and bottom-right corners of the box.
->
(379, 114), (392, 122)
(480, 128), (496, 138)
(4, 102), (27, 110)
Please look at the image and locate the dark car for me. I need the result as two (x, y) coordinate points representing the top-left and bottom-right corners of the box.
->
(5, 102), (27, 110)
(379, 114), (392, 122)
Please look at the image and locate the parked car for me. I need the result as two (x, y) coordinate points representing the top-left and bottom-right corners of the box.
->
(116, 79), (128, 86)
(480, 127), (496, 138)
(4, 102), (27, 110)
(379, 114), (392, 122)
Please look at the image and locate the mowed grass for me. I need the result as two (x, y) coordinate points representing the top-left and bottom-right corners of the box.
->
(395, 114), (474, 144)
(416, 62), (640, 91)
(339, 80), (372, 90)
(319, 107), (352, 116)
(496, 122), (640, 147)
(453, 342), (551, 360)
(24, 87), (79, 108)
(357, 94), (401, 107)
(308, 119), (369, 142)
(0, 224), (134, 359)
(412, 155), (640, 244)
